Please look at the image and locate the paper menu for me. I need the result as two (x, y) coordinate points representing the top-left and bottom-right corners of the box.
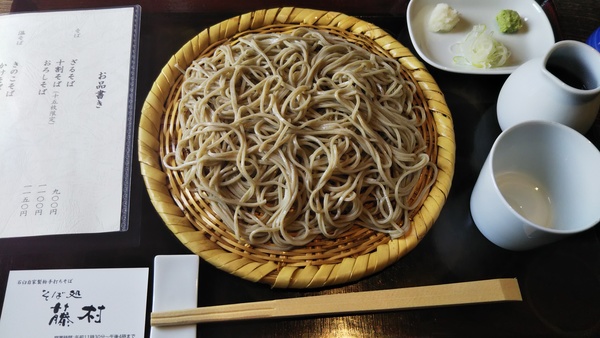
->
(0, 268), (149, 337)
(0, 7), (139, 238)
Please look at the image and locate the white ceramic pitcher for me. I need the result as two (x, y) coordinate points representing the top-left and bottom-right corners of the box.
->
(497, 40), (600, 134)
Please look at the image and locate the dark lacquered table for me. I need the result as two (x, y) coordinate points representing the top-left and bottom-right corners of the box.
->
(2, 0), (600, 336)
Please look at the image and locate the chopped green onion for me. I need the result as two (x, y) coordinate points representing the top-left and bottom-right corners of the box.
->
(451, 25), (510, 68)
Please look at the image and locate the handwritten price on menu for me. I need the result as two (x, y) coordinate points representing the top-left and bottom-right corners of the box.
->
(18, 184), (61, 217)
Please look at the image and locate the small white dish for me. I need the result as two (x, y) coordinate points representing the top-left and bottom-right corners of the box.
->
(150, 255), (199, 338)
(407, 0), (555, 74)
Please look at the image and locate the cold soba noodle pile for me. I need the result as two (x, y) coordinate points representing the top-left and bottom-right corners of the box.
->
(164, 28), (437, 250)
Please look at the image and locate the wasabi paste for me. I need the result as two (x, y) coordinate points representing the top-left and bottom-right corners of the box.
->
(496, 9), (523, 34)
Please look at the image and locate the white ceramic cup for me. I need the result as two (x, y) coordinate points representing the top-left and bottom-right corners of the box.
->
(470, 121), (600, 251)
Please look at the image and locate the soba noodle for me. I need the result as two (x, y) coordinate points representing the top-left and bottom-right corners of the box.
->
(163, 28), (437, 250)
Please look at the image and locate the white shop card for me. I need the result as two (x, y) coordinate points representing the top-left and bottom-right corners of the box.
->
(0, 268), (149, 338)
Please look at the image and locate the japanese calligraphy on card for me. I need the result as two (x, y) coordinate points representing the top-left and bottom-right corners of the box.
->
(0, 7), (139, 238)
(0, 268), (149, 337)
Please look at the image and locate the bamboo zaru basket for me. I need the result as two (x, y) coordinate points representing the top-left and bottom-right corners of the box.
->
(138, 7), (455, 288)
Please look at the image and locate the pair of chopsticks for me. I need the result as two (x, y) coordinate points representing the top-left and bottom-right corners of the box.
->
(151, 278), (522, 327)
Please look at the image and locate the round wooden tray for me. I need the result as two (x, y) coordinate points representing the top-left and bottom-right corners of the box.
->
(138, 7), (455, 288)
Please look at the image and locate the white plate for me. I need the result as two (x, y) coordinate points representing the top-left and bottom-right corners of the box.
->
(407, 0), (555, 74)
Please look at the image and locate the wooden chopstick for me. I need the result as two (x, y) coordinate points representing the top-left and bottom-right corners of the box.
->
(151, 278), (522, 327)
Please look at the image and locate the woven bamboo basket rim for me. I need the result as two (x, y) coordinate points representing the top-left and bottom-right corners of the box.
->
(138, 7), (455, 288)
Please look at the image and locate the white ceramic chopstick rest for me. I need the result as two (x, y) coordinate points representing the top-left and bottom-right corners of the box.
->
(150, 255), (199, 338)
